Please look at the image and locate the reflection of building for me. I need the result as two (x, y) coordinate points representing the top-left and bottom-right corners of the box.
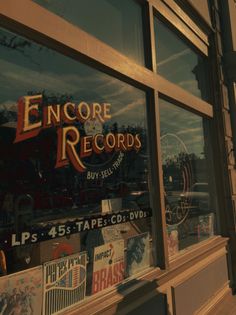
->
(0, 0), (236, 314)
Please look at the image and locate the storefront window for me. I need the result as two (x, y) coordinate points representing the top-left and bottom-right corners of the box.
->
(0, 28), (153, 312)
(154, 18), (209, 101)
(159, 98), (218, 256)
(33, 0), (145, 65)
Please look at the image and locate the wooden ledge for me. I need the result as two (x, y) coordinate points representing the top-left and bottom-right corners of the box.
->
(159, 236), (228, 285)
(66, 236), (228, 315)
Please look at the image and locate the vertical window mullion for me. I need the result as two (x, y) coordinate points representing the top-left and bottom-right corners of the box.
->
(148, 90), (169, 269)
(145, 1), (157, 71)
(146, 1), (169, 268)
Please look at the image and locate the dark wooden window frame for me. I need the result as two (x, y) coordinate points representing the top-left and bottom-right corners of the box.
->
(0, 1), (226, 312)
(150, 0), (209, 56)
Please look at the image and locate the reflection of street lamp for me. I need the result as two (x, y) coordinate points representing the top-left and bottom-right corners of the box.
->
(144, 168), (148, 179)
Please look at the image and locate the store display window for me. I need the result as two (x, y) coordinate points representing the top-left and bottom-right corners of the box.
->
(0, 27), (153, 313)
(33, 0), (145, 65)
(159, 98), (218, 255)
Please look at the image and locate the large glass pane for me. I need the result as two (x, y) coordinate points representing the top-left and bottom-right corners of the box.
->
(154, 18), (209, 101)
(0, 27), (153, 306)
(33, 0), (145, 65)
(159, 98), (218, 255)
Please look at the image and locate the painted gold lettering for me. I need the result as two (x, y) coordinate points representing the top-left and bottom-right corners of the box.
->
(103, 103), (111, 121)
(80, 136), (93, 158)
(55, 126), (86, 172)
(105, 133), (116, 152)
(92, 103), (104, 122)
(14, 94), (42, 143)
(93, 134), (104, 154)
(134, 134), (141, 151)
(77, 102), (90, 122)
(44, 104), (60, 128)
(62, 102), (76, 123)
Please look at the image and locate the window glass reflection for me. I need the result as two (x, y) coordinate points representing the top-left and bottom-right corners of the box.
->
(0, 27), (153, 290)
(155, 18), (209, 101)
(159, 98), (218, 254)
(33, 0), (145, 65)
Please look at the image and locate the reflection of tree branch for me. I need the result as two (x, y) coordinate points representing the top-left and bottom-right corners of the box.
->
(0, 35), (40, 67)
(26, 91), (73, 104)
(0, 35), (30, 51)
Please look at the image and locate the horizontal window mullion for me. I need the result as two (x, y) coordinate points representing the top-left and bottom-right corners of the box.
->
(0, 0), (156, 91)
(0, 0), (213, 119)
(161, 0), (209, 45)
(150, 0), (208, 56)
(156, 74), (213, 118)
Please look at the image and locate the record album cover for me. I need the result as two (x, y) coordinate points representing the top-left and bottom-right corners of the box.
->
(92, 239), (124, 294)
(0, 266), (42, 315)
(43, 252), (87, 315)
(126, 233), (150, 277)
(167, 225), (179, 257)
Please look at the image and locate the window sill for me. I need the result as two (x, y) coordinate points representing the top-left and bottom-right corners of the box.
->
(66, 235), (228, 315)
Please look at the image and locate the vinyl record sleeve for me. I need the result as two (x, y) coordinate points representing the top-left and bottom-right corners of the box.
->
(198, 213), (214, 237)
(167, 225), (179, 257)
(0, 266), (43, 315)
(43, 252), (87, 315)
(126, 232), (150, 277)
(92, 239), (124, 294)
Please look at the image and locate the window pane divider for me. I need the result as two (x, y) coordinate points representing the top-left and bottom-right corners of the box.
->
(0, 0), (213, 120)
(156, 74), (214, 118)
(148, 90), (169, 269)
(0, 0), (156, 91)
(150, 0), (209, 56)
(160, 0), (209, 45)
(147, 1), (157, 72)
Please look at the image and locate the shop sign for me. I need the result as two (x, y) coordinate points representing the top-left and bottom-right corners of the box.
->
(43, 252), (87, 315)
(14, 94), (142, 176)
(1, 208), (152, 249)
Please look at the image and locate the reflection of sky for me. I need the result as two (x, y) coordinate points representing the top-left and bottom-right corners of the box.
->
(155, 18), (207, 100)
(33, 0), (144, 65)
(0, 28), (151, 220)
(0, 28), (146, 129)
(159, 98), (205, 158)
